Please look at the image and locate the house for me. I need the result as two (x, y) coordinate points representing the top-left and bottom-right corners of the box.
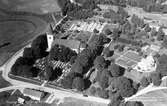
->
(7, 90), (23, 104)
(133, 55), (157, 72)
(52, 39), (85, 53)
(23, 89), (45, 101)
(18, 97), (25, 104)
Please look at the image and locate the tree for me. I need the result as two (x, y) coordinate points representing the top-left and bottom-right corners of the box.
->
(99, 70), (110, 89)
(151, 72), (162, 86)
(157, 27), (165, 41)
(69, 56), (77, 65)
(94, 56), (106, 71)
(140, 77), (150, 87)
(120, 101), (144, 106)
(97, 88), (109, 99)
(23, 48), (34, 59)
(122, 21), (131, 34)
(156, 54), (167, 76)
(131, 15), (145, 28)
(150, 28), (157, 37)
(110, 77), (135, 97)
(31, 34), (48, 53)
(93, 29), (99, 33)
(108, 64), (125, 77)
(71, 62), (83, 74)
(89, 86), (96, 95)
(105, 29), (112, 35)
(61, 74), (74, 89)
(144, 24), (151, 32)
(44, 66), (53, 81)
(112, 28), (121, 40)
(162, 36), (167, 48)
(49, 44), (77, 62)
(11, 56), (40, 77)
(82, 0), (97, 10)
(108, 94), (122, 106)
(117, 6), (129, 18)
(103, 47), (114, 57)
(72, 77), (85, 91)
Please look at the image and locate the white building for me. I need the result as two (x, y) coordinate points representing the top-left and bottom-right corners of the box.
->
(23, 88), (44, 101)
(46, 34), (54, 52)
(133, 55), (157, 72)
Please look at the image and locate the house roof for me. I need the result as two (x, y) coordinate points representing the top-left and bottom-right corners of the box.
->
(52, 39), (82, 50)
(23, 89), (43, 99)
(7, 90), (22, 103)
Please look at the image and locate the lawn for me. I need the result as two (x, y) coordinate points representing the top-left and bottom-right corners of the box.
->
(0, 0), (61, 14)
(131, 89), (167, 106)
(0, 14), (48, 66)
(0, 72), (11, 88)
(59, 97), (107, 106)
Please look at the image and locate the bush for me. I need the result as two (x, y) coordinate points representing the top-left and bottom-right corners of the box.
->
(99, 70), (110, 89)
(89, 86), (96, 95)
(72, 77), (85, 91)
(23, 48), (34, 59)
(151, 72), (162, 86)
(110, 77), (135, 97)
(103, 47), (114, 57)
(140, 77), (150, 87)
(97, 88), (109, 99)
(108, 64), (125, 77)
(94, 56), (106, 71)
(49, 44), (77, 62)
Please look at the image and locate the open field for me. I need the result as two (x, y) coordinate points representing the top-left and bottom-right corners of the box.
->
(130, 89), (167, 106)
(59, 97), (107, 106)
(0, 72), (11, 88)
(0, 14), (48, 66)
(0, 0), (61, 14)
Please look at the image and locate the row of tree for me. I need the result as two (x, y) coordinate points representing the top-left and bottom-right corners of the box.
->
(11, 34), (48, 78)
(60, 34), (110, 91)
(103, 7), (129, 25)
(92, 55), (141, 105)
(49, 44), (77, 62)
(57, 0), (97, 19)
(127, 0), (167, 13)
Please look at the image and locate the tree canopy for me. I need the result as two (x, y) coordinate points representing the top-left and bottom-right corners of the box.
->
(94, 56), (106, 71)
(49, 44), (77, 62)
(108, 64), (125, 77)
(110, 77), (135, 97)
(72, 77), (85, 91)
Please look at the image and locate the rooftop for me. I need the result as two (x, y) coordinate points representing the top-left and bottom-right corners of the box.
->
(23, 89), (44, 99)
(52, 39), (83, 50)
(115, 51), (141, 69)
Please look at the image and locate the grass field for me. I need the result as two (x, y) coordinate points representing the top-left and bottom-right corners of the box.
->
(0, 13), (48, 66)
(131, 89), (167, 106)
(0, 72), (11, 88)
(0, 0), (61, 14)
(59, 97), (107, 106)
